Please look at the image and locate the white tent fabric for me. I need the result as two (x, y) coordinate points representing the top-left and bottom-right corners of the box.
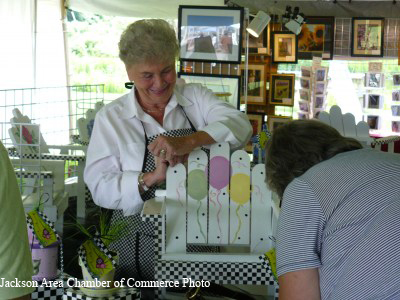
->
(66, 0), (225, 19)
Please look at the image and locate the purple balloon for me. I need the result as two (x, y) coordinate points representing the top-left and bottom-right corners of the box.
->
(209, 156), (230, 190)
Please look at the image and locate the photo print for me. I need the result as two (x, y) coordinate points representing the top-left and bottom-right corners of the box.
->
(300, 77), (311, 89)
(299, 101), (310, 112)
(299, 89), (310, 101)
(393, 91), (400, 101)
(315, 96), (325, 109)
(298, 112), (309, 120)
(393, 74), (400, 86)
(392, 121), (400, 133)
(367, 94), (381, 109)
(365, 73), (383, 88)
(367, 115), (379, 130)
(301, 66), (311, 78)
(315, 68), (327, 82)
(315, 82), (325, 95)
(391, 105), (400, 117)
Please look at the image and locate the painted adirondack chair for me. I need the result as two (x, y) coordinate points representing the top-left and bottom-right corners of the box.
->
(142, 142), (280, 299)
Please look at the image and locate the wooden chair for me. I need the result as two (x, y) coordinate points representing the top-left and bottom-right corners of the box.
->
(142, 142), (280, 299)
(8, 109), (88, 220)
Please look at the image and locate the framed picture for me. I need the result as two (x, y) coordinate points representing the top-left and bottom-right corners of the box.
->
(240, 64), (267, 105)
(351, 17), (384, 57)
(366, 115), (380, 130)
(299, 89), (310, 101)
(393, 90), (400, 101)
(298, 16), (335, 60)
(392, 121), (400, 133)
(315, 67), (328, 82)
(269, 73), (295, 106)
(178, 72), (240, 109)
(267, 115), (292, 132)
(365, 73), (384, 88)
(178, 5), (244, 63)
(300, 77), (311, 89)
(271, 31), (298, 64)
(246, 113), (264, 151)
(393, 74), (400, 86)
(315, 95), (325, 109)
(301, 66), (311, 77)
(364, 94), (382, 109)
(315, 82), (326, 95)
(299, 101), (310, 113)
(391, 105), (400, 116)
(243, 18), (270, 55)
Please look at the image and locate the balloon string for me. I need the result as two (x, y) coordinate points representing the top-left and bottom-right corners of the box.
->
(209, 190), (216, 208)
(197, 201), (206, 242)
(216, 189), (222, 241)
(253, 184), (264, 204)
(176, 179), (185, 207)
(233, 205), (242, 243)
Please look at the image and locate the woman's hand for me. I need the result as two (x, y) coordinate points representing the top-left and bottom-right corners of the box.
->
(142, 156), (168, 190)
(148, 135), (195, 166)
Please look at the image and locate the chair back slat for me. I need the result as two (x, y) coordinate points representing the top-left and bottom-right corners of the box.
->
(229, 149), (250, 245)
(187, 149), (208, 244)
(250, 164), (274, 253)
(208, 143), (230, 245)
(165, 163), (187, 253)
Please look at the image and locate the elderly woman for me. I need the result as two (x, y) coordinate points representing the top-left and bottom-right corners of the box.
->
(84, 19), (252, 280)
(265, 120), (400, 300)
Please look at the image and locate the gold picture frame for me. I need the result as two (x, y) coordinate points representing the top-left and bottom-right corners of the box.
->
(271, 31), (298, 64)
(269, 73), (295, 106)
(351, 18), (384, 57)
(267, 115), (292, 132)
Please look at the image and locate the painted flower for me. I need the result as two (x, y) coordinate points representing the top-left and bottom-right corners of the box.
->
(96, 257), (106, 269)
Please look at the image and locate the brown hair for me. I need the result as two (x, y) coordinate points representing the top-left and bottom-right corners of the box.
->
(265, 119), (363, 201)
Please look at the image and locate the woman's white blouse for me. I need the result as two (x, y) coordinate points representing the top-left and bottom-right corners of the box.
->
(84, 83), (252, 216)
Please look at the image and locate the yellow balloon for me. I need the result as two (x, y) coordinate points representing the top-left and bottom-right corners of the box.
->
(229, 173), (250, 205)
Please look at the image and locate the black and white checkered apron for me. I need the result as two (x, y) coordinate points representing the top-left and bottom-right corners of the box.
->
(110, 106), (209, 281)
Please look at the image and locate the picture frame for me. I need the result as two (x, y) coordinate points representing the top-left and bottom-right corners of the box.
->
(299, 89), (310, 101)
(301, 66), (312, 77)
(300, 77), (311, 89)
(178, 5), (244, 63)
(365, 72), (384, 88)
(393, 90), (400, 101)
(178, 72), (240, 109)
(315, 95), (325, 109)
(364, 94), (382, 109)
(392, 121), (400, 133)
(391, 105), (400, 117)
(267, 115), (292, 132)
(298, 112), (309, 120)
(240, 64), (267, 105)
(298, 16), (335, 60)
(269, 73), (295, 106)
(246, 113), (265, 151)
(271, 31), (298, 64)
(315, 82), (326, 95)
(299, 101), (310, 113)
(366, 115), (380, 130)
(243, 18), (270, 55)
(315, 67), (328, 82)
(393, 74), (400, 86)
(351, 17), (384, 57)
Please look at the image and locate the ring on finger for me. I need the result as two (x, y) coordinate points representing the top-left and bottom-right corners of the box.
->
(160, 149), (166, 156)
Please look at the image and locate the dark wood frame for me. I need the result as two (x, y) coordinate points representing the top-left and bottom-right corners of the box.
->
(269, 73), (295, 106)
(271, 31), (298, 64)
(178, 5), (244, 63)
(351, 17), (384, 57)
(178, 72), (241, 110)
(240, 63), (267, 105)
(298, 16), (335, 60)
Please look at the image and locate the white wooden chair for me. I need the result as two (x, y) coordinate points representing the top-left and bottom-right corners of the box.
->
(76, 101), (104, 146)
(142, 142), (280, 299)
(8, 109), (88, 220)
(318, 105), (400, 152)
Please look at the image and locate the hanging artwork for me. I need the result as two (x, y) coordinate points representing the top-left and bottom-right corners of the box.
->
(351, 17), (384, 57)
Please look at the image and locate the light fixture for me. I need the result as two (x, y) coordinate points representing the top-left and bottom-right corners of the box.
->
(246, 11), (271, 38)
(283, 6), (306, 35)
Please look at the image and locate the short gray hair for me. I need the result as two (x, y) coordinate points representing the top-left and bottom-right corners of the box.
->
(119, 19), (179, 66)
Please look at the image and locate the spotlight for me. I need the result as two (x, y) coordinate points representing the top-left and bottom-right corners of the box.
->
(285, 14), (305, 35)
(246, 11), (271, 38)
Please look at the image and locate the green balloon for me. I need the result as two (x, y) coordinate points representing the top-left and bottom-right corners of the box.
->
(188, 169), (208, 201)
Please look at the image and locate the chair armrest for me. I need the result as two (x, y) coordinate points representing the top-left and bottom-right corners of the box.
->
(141, 196), (166, 218)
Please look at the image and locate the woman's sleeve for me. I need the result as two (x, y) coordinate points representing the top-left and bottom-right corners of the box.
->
(276, 178), (326, 277)
(84, 111), (145, 216)
(193, 84), (252, 150)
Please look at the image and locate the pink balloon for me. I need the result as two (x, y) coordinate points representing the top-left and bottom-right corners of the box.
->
(209, 156), (230, 190)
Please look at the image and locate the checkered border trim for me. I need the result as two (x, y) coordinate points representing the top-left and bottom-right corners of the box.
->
(78, 233), (117, 279)
(63, 287), (140, 299)
(373, 135), (400, 145)
(18, 171), (53, 179)
(7, 148), (86, 162)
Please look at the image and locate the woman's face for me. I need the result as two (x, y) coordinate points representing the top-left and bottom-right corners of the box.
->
(127, 60), (176, 105)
